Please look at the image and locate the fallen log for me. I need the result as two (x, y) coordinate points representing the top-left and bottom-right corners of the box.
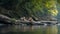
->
(0, 14), (58, 25)
(0, 14), (12, 24)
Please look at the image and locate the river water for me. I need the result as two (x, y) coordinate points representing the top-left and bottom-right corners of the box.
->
(0, 24), (59, 34)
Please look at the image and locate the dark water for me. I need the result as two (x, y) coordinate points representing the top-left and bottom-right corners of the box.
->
(0, 24), (59, 34)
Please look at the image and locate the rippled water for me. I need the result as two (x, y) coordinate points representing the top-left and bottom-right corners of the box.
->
(0, 24), (59, 34)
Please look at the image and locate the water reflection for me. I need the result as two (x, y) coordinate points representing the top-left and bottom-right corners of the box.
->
(46, 25), (58, 34)
(0, 25), (58, 34)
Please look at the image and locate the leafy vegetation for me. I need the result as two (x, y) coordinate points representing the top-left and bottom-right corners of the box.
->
(0, 0), (59, 20)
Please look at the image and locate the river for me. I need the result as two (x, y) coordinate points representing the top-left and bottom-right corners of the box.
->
(0, 24), (59, 34)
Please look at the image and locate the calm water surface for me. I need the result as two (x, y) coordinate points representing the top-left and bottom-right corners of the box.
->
(0, 24), (59, 34)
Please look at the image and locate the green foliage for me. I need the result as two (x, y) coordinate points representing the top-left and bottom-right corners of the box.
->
(57, 0), (60, 4)
(0, 0), (59, 19)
